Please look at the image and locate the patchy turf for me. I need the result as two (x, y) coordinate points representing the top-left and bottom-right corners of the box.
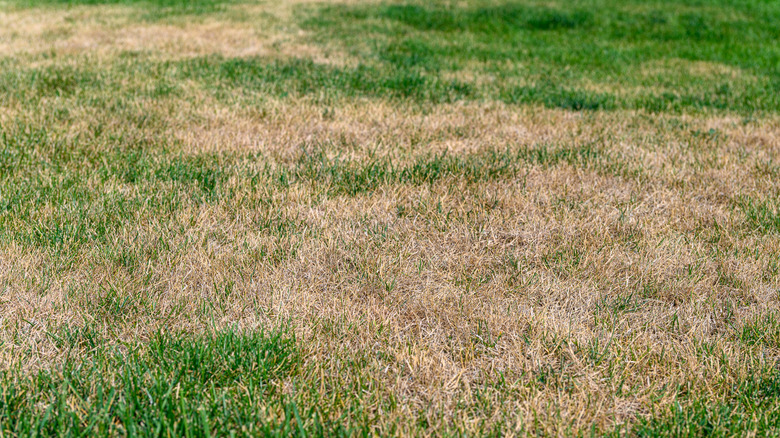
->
(0, 0), (779, 436)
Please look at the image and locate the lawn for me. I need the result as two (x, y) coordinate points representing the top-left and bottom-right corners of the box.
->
(0, 0), (779, 435)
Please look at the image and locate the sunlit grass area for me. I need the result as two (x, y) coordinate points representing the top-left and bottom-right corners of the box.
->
(1, 0), (779, 435)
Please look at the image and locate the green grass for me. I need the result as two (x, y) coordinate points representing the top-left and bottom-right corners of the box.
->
(628, 373), (780, 437)
(0, 55), (475, 105)
(738, 312), (780, 349)
(302, 0), (780, 113)
(738, 197), (780, 235)
(184, 56), (475, 104)
(0, 328), (319, 436)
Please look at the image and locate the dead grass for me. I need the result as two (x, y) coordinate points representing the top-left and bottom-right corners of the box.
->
(0, 1), (353, 63)
(1, 0), (779, 435)
(2, 100), (779, 432)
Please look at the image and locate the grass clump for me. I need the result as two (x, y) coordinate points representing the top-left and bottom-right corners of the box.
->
(628, 372), (780, 437)
(738, 197), (780, 235)
(0, 328), (312, 437)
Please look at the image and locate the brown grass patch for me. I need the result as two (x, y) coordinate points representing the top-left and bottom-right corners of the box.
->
(1, 2), (779, 431)
(0, 2), (351, 63)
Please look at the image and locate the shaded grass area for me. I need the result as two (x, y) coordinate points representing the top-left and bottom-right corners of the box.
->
(302, 0), (780, 113)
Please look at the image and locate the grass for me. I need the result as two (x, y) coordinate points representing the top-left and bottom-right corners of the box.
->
(0, 0), (779, 436)
(0, 327), (365, 436)
(6, 0), (244, 20)
(303, 0), (780, 113)
(629, 373), (780, 437)
(738, 197), (780, 235)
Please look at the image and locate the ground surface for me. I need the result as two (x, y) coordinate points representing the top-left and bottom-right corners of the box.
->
(1, 0), (780, 436)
